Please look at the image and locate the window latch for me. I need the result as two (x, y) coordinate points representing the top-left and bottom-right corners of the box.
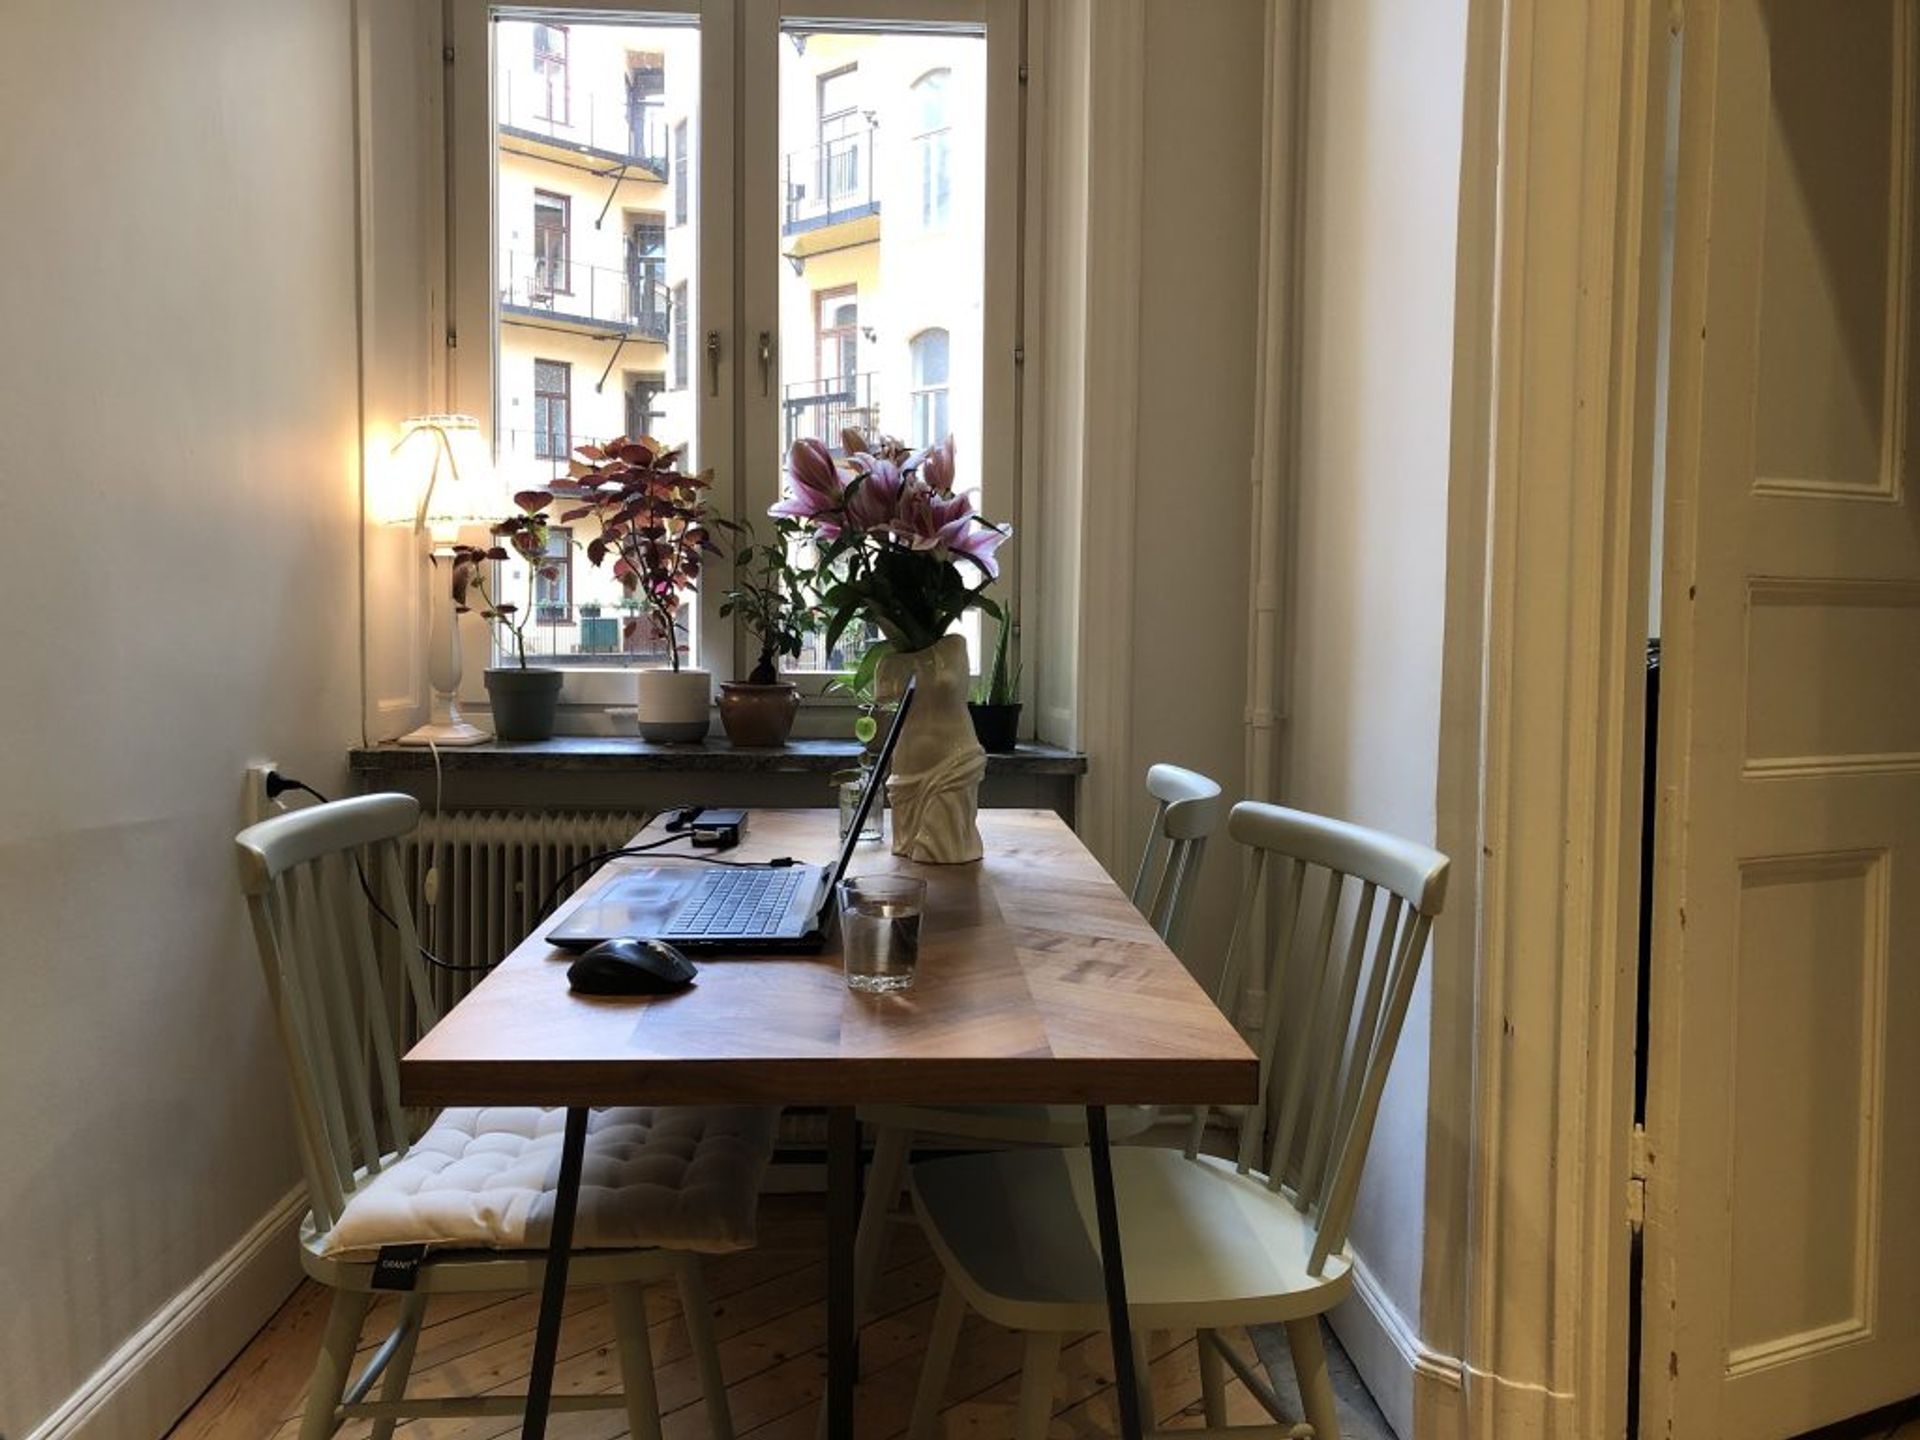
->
(758, 331), (774, 397)
(705, 330), (722, 398)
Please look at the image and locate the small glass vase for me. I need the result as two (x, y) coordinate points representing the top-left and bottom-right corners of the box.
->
(838, 771), (885, 845)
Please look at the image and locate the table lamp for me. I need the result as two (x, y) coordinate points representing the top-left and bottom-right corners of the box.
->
(393, 415), (494, 746)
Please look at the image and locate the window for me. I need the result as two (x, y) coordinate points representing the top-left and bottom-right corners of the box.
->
(625, 212), (666, 337)
(626, 51), (666, 169)
(455, 5), (1014, 701)
(672, 120), (689, 226)
(625, 371), (665, 439)
(534, 527), (573, 622)
(909, 328), (950, 448)
(533, 191), (569, 297)
(912, 69), (952, 229)
(671, 283), (689, 389)
(532, 23), (568, 124)
(533, 359), (570, 460)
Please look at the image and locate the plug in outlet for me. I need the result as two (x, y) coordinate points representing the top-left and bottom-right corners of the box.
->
(245, 761), (280, 826)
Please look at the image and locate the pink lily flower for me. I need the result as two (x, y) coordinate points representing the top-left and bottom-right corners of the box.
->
(843, 454), (906, 532)
(770, 437), (846, 535)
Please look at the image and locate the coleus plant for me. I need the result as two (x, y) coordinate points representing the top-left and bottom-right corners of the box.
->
(562, 436), (717, 673)
(771, 430), (1008, 657)
(450, 489), (559, 670)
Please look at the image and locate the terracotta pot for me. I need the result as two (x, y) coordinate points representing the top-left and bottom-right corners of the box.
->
(877, 634), (986, 863)
(635, 666), (711, 743)
(484, 667), (563, 741)
(719, 681), (801, 748)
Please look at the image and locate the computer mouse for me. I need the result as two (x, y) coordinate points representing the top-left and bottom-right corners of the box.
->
(567, 938), (698, 996)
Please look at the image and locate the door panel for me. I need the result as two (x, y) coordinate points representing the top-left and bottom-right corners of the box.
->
(1648, 2), (1920, 1436)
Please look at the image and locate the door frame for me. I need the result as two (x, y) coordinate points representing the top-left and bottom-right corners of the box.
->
(1443, 0), (1671, 1436)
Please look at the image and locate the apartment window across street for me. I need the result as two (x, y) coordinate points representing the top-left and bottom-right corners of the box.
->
(672, 120), (689, 225)
(533, 359), (570, 460)
(910, 328), (950, 449)
(532, 23), (568, 124)
(457, 6), (1010, 693)
(534, 527), (573, 622)
(912, 69), (952, 229)
(671, 283), (689, 390)
(533, 190), (569, 296)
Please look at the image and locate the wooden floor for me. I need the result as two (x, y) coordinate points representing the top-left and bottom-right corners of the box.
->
(169, 1196), (1303, 1440)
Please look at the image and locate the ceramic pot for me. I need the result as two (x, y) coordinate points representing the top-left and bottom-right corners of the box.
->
(719, 681), (801, 748)
(967, 701), (1022, 754)
(636, 666), (711, 743)
(484, 667), (563, 741)
(877, 634), (986, 863)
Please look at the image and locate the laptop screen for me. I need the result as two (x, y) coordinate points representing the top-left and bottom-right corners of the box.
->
(827, 678), (915, 893)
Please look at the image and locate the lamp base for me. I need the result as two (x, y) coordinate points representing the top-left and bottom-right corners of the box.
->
(397, 718), (491, 747)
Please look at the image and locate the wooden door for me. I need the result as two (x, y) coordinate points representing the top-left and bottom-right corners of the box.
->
(1645, 3), (1920, 1437)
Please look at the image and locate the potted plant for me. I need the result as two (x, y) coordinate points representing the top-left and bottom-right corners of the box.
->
(716, 519), (818, 747)
(968, 609), (1022, 752)
(451, 490), (565, 741)
(774, 431), (1009, 863)
(564, 435), (719, 743)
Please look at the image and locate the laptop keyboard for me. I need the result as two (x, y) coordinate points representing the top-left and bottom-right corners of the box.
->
(667, 867), (809, 937)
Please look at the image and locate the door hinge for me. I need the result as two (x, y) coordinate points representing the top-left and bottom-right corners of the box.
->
(1018, 61), (1030, 85)
(1013, 342), (1026, 366)
(443, 44), (455, 65)
(445, 325), (459, 350)
(1627, 1122), (1650, 1230)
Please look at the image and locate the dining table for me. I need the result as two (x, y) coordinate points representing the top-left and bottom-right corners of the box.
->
(398, 807), (1259, 1440)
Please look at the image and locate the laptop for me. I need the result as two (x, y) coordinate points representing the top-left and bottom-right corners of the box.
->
(545, 681), (914, 954)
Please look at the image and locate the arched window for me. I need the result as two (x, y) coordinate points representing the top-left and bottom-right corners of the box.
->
(911, 69), (952, 229)
(910, 329), (951, 447)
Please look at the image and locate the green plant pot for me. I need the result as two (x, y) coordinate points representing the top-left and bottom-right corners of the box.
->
(967, 701), (1022, 753)
(484, 667), (563, 741)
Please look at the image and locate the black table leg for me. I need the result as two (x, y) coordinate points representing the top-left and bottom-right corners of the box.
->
(825, 1105), (858, 1439)
(523, 1105), (589, 1440)
(1087, 1105), (1145, 1440)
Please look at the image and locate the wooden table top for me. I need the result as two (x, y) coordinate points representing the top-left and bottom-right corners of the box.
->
(399, 809), (1258, 1109)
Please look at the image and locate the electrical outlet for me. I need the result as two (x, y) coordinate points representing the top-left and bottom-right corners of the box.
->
(245, 761), (280, 826)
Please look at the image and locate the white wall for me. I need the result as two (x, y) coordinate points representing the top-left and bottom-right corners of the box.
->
(1290, 0), (1471, 1434)
(0, 0), (365, 1433)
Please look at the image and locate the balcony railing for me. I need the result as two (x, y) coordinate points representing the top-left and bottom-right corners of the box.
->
(500, 252), (671, 339)
(498, 429), (617, 483)
(783, 374), (880, 454)
(498, 70), (671, 173)
(783, 126), (879, 233)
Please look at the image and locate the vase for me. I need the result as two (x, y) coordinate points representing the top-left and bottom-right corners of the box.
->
(877, 634), (986, 863)
(718, 681), (801, 747)
(483, 667), (563, 741)
(636, 666), (711, 743)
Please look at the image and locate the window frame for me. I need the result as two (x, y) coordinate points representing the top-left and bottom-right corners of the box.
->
(449, 0), (1023, 723)
(742, 0), (1021, 697)
(532, 188), (572, 296)
(531, 357), (572, 459)
(531, 21), (571, 123)
(910, 66), (953, 230)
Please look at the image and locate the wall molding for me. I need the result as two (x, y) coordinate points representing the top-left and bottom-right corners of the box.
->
(23, 1188), (305, 1440)
(1334, 1255), (1468, 1440)
(1066, 0), (1146, 876)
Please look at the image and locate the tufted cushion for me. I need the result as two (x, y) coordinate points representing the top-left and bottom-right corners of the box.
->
(318, 1106), (777, 1259)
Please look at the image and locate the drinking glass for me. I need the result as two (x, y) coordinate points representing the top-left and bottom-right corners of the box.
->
(838, 875), (926, 992)
(837, 773), (885, 844)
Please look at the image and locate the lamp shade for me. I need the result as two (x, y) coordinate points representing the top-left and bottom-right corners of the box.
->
(391, 414), (494, 535)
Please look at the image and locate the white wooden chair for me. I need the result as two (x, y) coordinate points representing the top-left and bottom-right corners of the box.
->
(235, 793), (773, 1440)
(902, 801), (1449, 1440)
(851, 764), (1225, 1319)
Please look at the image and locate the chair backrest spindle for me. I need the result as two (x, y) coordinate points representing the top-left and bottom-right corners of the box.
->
(1129, 764), (1225, 949)
(236, 794), (430, 1232)
(1209, 802), (1449, 1277)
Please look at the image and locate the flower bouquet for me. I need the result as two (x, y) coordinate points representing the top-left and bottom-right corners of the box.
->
(772, 430), (1009, 862)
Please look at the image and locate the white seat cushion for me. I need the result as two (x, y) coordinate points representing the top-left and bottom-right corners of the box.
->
(318, 1105), (777, 1259)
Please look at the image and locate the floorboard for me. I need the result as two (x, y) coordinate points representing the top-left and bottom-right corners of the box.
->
(169, 1195), (1391, 1440)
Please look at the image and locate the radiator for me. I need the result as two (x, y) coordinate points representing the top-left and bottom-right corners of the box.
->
(402, 809), (649, 1008)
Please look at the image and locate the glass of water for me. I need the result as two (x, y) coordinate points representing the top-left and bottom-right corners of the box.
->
(838, 875), (926, 993)
(837, 772), (885, 844)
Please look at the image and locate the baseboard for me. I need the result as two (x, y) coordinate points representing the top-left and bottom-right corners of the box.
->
(1330, 1254), (1467, 1440)
(24, 1187), (307, 1440)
